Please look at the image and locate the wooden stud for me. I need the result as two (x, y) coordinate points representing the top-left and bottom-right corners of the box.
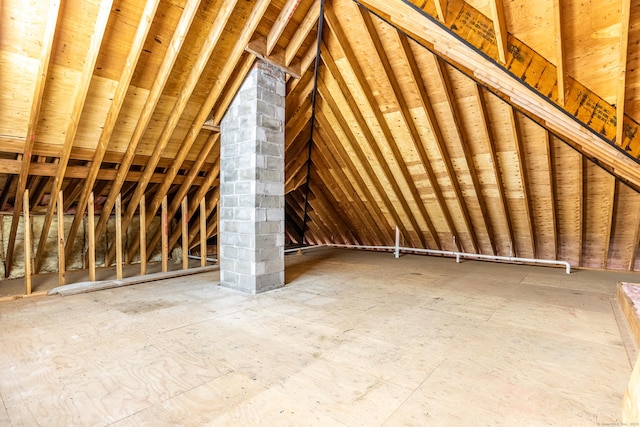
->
(604, 178), (617, 267)
(88, 192), (96, 282)
(552, 0), (566, 105)
(489, 0), (508, 63)
(167, 167), (221, 254)
(115, 193), (123, 280)
(616, 0), (631, 147)
(23, 189), (31, 295)
(267, 0), (302, 55)
(65, 0), (160, 260)
(162, 196), (169, 273)
(145, 158), (220, 262)
(182, 196), (189, 270)
(216, 199), (221, 263)
(545, 132), (559, 260)
(578, 156), (585, 266)
(200, 197), (207, 267)
(130, 134), (219, 262)
(140, 194), (146, 276)
(57, 191), (65, 286)
(92, 0), (201, 261)
(5, 0), (60, 278)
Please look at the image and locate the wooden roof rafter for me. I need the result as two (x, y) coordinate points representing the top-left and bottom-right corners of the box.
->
(285, 0), (321, 67)
(129, 0), (272, 262)
(319, 43), (425, 248)
(313, 131), (386, 245)
(103, 0), (239, 267)
(33, 0), (114, 273)
(4, 0), (61, 277)
(509, 108), (536, 258)
(316, 79), (406, 244)
(474, 84), (515, 256)
(432, 55), (495, 254)
(552, 0), (566, 105)
(308, 161), (365, 245)
(267, 0), (303, 56)
(91, 0), (201, 263)
(489, 0), (508, 63)
(325, 5), (434, 248)
(617, 0), (632, 146)
(64, 0), (161, 262)
(315, 109), (394, 243)
(434, 0), (447, 23)
(357, 8), (449, 251)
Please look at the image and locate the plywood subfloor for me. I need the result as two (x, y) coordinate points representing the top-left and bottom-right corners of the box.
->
(1, 248), (639, 426)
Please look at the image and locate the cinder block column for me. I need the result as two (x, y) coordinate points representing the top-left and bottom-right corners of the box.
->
(219, 61), (285, 294)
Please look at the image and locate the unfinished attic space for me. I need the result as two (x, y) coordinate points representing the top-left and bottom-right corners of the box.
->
(4, 0), (640, 423)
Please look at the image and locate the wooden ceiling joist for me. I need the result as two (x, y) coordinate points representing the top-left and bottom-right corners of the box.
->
(4, 0), (60, 277)
(33, 0), (113, 274)
(64, 0), (161, 262)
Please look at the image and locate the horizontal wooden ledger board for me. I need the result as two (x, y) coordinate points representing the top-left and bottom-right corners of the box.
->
(403, 0), (640, 158)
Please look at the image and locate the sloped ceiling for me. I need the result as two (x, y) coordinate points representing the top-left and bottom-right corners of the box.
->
(1, 0), (640, 276)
